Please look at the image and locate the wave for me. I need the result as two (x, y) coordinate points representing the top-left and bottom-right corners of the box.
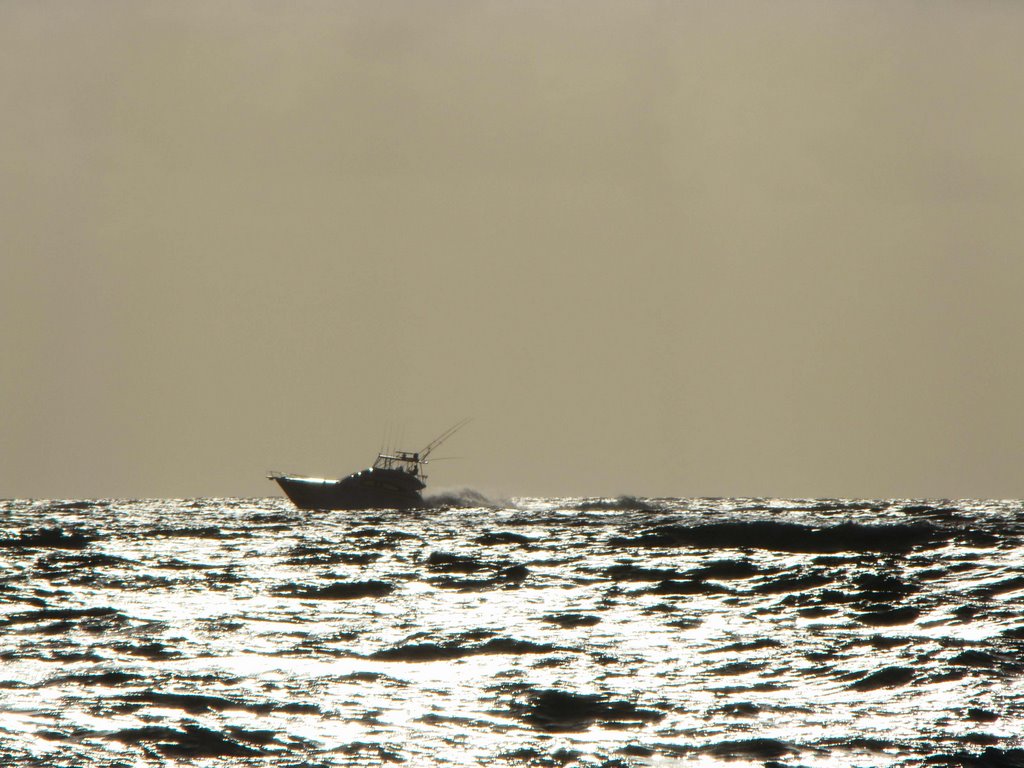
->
(609, 520), (948, 554)
(105, 723), (273, 758)
(569, 496), (659, 512)
(371, 636), (556, 662)
(0, 527), (95, 549)
(422, 487), (506, 509)
(511, 689), (665, 732)
(272, 580), (394, 600)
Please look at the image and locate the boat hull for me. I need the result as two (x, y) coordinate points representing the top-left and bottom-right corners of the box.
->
(271, 470), (424, 511)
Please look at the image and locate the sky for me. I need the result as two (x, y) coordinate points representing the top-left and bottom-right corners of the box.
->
(2, 0), (1023, 500)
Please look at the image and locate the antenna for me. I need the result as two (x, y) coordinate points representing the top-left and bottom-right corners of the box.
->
(419, 418), (473, 461)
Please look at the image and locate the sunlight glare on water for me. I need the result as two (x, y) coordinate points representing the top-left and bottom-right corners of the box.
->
(0, 496), (1022, 766)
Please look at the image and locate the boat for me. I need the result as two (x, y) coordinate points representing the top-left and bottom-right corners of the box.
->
(268, 420), (470, 510)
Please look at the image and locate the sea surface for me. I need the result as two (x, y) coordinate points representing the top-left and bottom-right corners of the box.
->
(1, 496), (1022, 767)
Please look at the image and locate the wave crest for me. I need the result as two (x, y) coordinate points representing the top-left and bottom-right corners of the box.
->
(423, 487), (505, 509)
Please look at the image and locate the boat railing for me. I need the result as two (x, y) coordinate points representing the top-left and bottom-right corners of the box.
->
(373, 451), (424, 476)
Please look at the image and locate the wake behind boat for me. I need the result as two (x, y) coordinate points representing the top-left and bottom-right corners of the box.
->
(269, 420), (469, 510)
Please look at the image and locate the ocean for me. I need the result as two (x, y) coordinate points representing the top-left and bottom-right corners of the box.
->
(0, 496), (1021, 767)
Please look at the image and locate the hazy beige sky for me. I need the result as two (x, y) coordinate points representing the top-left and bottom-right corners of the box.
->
(2, 1), (1023, 499)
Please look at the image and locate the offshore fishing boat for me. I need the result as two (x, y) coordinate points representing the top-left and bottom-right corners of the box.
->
(268, 420), (469, 510)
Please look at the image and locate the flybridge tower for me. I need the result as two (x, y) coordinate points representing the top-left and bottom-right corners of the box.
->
(372, 418), (472, 483)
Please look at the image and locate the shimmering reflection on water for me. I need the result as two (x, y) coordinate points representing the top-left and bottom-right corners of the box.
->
(1, 496), (1023, 766)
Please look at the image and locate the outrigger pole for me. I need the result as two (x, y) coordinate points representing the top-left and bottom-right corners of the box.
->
(419, 418), (473, 462)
